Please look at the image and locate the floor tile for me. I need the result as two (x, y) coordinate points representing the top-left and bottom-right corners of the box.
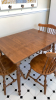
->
(21, 86), (27, 96)
(0, 85), (2, 92)
(12, 81), (18, 89)
(30, 86), (40, 96)
(21, 77), (27, 84)
(25, 64), (31, 70)
(52, 76), (56, 84)
(1, 79), (11, 88)
(9, 92), (20, 100)
(23, 92), (33, 100)
(42, 87), (53, 97)
(0, 91), (6, 100)
(47, 73), (54, 79)
(48, 81), (56, 90)
(5, 98), (10, 100)
(36, 93), (47, 100)
(36, 81), (44, 90)
(50, 93), (56, 100)
(0, 76), (3, 83)
(24, 79), (33, 89)
(6, 85), (15, 95)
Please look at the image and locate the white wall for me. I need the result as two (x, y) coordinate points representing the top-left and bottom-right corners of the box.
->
(0, 0), (50, 37)
(49, 0), (56, 26)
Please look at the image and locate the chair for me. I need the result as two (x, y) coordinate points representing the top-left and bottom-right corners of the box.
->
(0, 51), (17, 95)
(38, 23), (56, 53)
(29, 52), (56, 94)
(20, 52), (56, 94)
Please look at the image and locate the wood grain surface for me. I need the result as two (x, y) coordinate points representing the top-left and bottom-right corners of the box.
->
(0, 29), (56, 64)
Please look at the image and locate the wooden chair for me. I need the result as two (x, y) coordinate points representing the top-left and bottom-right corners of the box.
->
(29, 52), (56, 94)
(20, 52), (56, 94)
(38, 23), (56, 53)
(0, 51), (17, 95)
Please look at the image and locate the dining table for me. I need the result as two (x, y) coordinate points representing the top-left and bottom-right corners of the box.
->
(0, 29), (56, 95)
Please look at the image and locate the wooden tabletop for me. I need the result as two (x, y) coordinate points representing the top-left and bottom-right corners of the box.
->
(0, 29), (56, 64)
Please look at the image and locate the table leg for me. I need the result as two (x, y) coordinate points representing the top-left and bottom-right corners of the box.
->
(16, 62), (21, 95)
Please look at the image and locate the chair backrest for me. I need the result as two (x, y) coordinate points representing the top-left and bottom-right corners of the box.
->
(42, 52), (56, 75)
(38, 23), (56, 35)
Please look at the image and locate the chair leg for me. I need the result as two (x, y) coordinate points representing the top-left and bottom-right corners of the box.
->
(54, 70), (56, 77)
(3, 76), (6, 95)
(44, 75), (46, 94)
(42, 51), (44, 54)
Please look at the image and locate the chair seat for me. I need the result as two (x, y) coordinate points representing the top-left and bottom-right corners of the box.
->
(30, 54), (54, 75)
(42, 45), (51, 51)
(0, 55), (17, 75)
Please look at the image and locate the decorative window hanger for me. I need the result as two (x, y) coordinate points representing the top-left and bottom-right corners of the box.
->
(1, 0), (37, 10)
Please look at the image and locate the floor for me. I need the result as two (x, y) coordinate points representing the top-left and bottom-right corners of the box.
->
(0, 45), (56, 100)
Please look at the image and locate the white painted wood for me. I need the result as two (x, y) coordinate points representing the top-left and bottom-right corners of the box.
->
(0, 8), (49, 18)
(49, 0), (56, 26)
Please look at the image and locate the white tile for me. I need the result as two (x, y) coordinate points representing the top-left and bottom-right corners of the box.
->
(36, 93), (47, 100)
(24, 80), (33, 89)
(47, 73), (54, 79)
(42, 87), (53, 97)
(30, 69), (35, 74)
(20, 68), (29, 79)
(0, 91), (6, 100)
(19, 99), (24, 100)
(30, 55), (35, 60)
(48, 81), (56, 90)
(36, 82), (44, 90)
(5, 98), (10, 100)
(21, 77), (27, 84)
(5, 75), (13, 83)
(38, 75), (50, 85)
(50, 93), (56, 100)
(23, 92), (33, 100)
(21, 86), (27, 96)
(21, 61), (28, 66)
(12, 81), (18, 89)
(10, 72), (16, 80)
(52, 76), (56, 84)
(29, 76), (44, 90)
(20, 64), (24, 70)
(1, 80), (11, 88)
(38, 75), (44, 82)
(30, 71), (40, 79)
(46, 77), (50, 84)
(10, 92), (20, 100)
(24, 58), (30, 63)
(26, 64), (31, 70)
(6, 85), (15, 95)
(30, 77), (36, 84)
(0, 85), (2, 92)
(30, 86), (40, 96)
(0, 76), (3, 83)
(21, 68), (28, 74)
